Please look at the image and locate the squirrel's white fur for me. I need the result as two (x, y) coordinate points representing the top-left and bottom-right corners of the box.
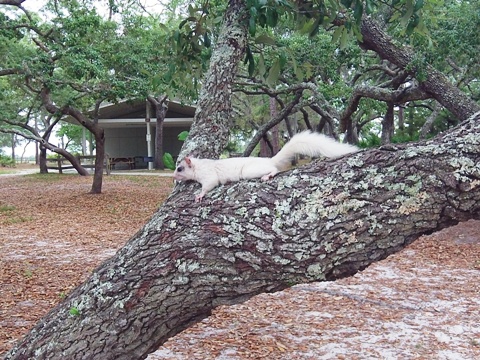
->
(173, 131), (359, 202)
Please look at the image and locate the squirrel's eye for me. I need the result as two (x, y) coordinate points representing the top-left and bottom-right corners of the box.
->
(176, 166), (184, 172)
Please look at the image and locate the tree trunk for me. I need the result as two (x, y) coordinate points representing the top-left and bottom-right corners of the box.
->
(40, 87), (105, 192)
(39, 145), (48, 174)
(147, 95), (168, 170)
(259, 98), (281, 157)
(259, 134), (273, 157)
(381, 102), (395, 144)
(5, 111), (480, 360)
(398, 105), (405, 131)
(178, 0), (248, 160)
(360, 16), (480, 120)
(90, 128), (105, 194)
(270, 97), (280, 154)
(10, 133), (16, 163)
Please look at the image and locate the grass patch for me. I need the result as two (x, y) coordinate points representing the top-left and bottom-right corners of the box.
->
(23, 173), (77, 183)
(0, 203), (31, 225)
(1, 215), (32, 225)
(0, 204), (16, 213)
(0, 168), (16, 175)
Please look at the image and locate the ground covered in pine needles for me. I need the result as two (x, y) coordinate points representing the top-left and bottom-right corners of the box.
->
(0, 166), (479, 359)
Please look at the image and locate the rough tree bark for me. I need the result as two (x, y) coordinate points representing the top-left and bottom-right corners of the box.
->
(178, 0), (248, 160)
(5, 111), (480, 360)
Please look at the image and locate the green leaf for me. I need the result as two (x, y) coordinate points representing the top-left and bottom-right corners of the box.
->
(179, 17), (197, 29)
(163, 152), (175, 170)
(327, 0), (339, 12)
(353, 1), (364, 24)
(258, 13), (267, 27)
(299, 19), (315, 35)
(244, 45), (254, 75)
(258, 54), (266, 77)
(178, 131), (189, 141)
(405, 14), (420, 35)
(294, 65), (305, 81)
(248, 57), (255, 76)
(248, 16), (256, 36)
(400, 0), (415, 28)
(340, 27), (348, 49)
(352, 24), (363, 42)
(332, 26), (344, 43)
(69, 307), (80, 316)
(365, 0), (375, 14)
(266, 59), (281, 86)
(255, 34), (276, 46)
(414, 0), (424, 12)
(279, 53), (287, 69)
(309, 17), (322, 37)
(266, 9), (279, 28)
(290, 54), (304, 81)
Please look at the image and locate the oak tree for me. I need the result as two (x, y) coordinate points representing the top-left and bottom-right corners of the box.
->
(4, 1), (480, 360)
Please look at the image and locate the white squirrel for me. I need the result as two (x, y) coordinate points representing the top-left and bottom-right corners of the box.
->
(173, 131), (359, 202)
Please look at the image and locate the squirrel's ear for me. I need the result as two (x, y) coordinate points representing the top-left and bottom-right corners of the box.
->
(185, 156), (192, 167)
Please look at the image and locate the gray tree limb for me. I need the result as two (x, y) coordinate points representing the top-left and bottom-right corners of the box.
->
(360, 16), (480, 120)
(5, 110), (480, 360)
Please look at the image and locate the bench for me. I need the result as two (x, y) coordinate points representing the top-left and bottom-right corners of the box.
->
(46, 156), (99, 174)
(46, 155), (116, 174)
(108, 157), (135, 171)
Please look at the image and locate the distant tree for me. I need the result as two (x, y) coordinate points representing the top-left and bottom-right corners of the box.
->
(0, 0), (205, 190)
(56, 123), (85, 154)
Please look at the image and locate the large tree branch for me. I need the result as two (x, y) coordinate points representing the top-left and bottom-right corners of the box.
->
(0, 68), (23, 76)
(0, 0), (25, 5)
(242, 80), (344, 155)
(5, 111), (480, 360)
(340, 84), (431, 132)
(359, 16), (480, 120)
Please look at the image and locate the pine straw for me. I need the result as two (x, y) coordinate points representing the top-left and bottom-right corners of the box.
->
(0, 172), (479, 359)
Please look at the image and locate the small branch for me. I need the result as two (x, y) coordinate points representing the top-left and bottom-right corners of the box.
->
(340, 84), (431, 132)
(419, 103), (443, 140)
(0, 68), (23, 76)
(243, 90), (304, 156)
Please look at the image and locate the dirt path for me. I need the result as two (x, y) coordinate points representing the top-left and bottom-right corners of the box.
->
(1, 173), (479, 359)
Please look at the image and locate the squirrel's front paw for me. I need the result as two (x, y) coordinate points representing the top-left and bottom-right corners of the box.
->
(195, 193), (205, 202)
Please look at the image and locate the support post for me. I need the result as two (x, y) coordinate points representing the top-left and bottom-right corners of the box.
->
(146, 100), (154, 170)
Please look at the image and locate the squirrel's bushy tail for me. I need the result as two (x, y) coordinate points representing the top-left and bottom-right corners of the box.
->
(271, 131), (359, 170)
